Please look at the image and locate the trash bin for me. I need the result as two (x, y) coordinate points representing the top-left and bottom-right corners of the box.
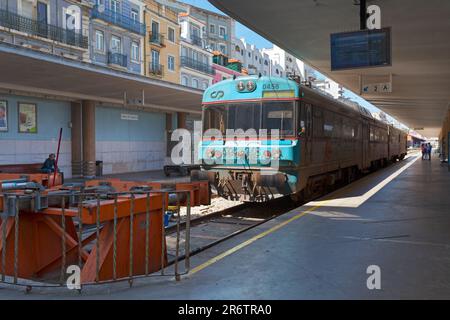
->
(95, 161), (103, 177)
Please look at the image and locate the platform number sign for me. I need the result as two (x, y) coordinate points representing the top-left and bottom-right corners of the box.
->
(362, 82), (392, 94)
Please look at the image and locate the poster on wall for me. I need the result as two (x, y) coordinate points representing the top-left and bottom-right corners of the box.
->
(0, 100), (7, 132)
(18, 102), (37, 133)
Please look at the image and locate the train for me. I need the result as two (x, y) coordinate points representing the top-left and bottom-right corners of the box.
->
(191, 75), (407, 202)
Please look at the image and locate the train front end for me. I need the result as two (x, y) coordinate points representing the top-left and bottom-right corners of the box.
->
(194, 76), (301, 202)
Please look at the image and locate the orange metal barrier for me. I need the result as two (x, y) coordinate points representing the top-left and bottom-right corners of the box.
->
(0, 176), (205, 290)
(0, 173), (63, 188)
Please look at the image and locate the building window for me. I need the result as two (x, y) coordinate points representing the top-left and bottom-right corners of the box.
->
(192, 79), (199, 89)
(131, 9), (138, 22)
(151, 49), (160, 65)
(248, 52), (251, 58)
(276, 69), (279, 74)
(210, 43), (216, 50)
(181, 76), (188, 86)
(131, 41), (140, 62)
(168, 27), (175, 42)
(168, 55), (175, 71)
(95, 30), (104, 53)
(151, 20), (159, 36)
(209, 24), (215, 34)
(110, 0), (120, 13)
(219, 26), (226, 38)
(111, 35), (121, 53)
(219, 44), (226, 54)
(235, 45), (240, 52)
(264, 60), (268, 66)
(202, 81), (208, 89)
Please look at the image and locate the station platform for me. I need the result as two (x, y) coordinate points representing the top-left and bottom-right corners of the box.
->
(1, 152), (449, 299)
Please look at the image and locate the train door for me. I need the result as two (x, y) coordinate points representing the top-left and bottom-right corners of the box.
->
(300, 102), (312, 166)
(362, 120), (370, 169)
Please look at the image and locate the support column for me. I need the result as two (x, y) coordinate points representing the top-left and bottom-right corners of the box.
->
(166, 113), (173, 158)
(71, 102), (83, 177)
(177, 112), (186, 129)
(82, 100), (96, 177)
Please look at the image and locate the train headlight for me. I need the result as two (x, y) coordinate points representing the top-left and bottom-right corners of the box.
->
(237, 81), (245, 91)
(225, 148), (235, 158)
(246, 80), (256, 92)
(272, 149), (282, 160)
(205, 148), (215, 158)
(263, 150), (272, 159)
(237, 150), (246, 159)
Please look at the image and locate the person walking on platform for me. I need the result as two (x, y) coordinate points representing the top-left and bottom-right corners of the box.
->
(421, 143), (426, 160)
(427, 143), (432, 161)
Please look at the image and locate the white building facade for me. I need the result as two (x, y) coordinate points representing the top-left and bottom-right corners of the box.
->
(231, 37), (270, 76)
(178, 12), (214, 90)
(262, 45), (305, 79)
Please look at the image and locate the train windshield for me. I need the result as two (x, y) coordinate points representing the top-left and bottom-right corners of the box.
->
(203, 101), (295, 137)
(261, 101), (294, 136)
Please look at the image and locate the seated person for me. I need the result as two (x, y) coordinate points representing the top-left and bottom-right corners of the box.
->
(41, 153), (58, 174)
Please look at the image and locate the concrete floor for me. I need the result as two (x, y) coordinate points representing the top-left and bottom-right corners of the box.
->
(1, 153), (450, 299)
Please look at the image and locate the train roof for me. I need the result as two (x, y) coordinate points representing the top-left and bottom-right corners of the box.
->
(203, 76), (300, 104)
(203, 75), (386, 125)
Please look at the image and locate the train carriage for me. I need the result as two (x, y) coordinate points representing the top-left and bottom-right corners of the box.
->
(193, 76), (407, 202)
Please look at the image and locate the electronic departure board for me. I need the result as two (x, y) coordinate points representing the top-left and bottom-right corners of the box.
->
(330, 28), (391, 70)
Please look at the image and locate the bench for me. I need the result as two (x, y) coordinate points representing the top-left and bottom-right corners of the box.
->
(0, 163), (43, 174)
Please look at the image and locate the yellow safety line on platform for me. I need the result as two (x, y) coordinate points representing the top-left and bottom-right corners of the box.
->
(188, 203), (321, 276)
(188, 153), (420, 276)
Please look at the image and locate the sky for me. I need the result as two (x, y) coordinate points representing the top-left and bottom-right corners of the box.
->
(181, 0), (272, 49)
(180, 0), (408, 129)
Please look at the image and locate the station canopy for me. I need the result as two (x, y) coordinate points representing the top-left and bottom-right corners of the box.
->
(0, 44), (202, 114)
(210, 0), (450, 137)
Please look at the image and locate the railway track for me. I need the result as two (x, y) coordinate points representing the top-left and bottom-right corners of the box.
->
(164, 195), (300, 264)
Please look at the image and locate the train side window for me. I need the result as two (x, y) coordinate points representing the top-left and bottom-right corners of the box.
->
(313, 107), (323, 137)
(323, 110), (334, 138)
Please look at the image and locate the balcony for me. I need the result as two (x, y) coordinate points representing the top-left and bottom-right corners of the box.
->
(0, 9), (88, 49)
(149, 63), (164, 77)
(181, 56), (215, 75)
(91, 5), (145, 36)
(149, 32), (164, 46)
(190, 34), (202, 47)
(108, 52), (127, 67)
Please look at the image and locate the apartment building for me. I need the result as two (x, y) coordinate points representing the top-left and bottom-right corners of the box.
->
(0, 0), (90, 61)
(144, 0), (180, 83)
(178, 12), (214, 90)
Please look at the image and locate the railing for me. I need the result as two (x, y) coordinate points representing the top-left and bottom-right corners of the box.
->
(0, 189), (192, 290)
(190, 34), (202, 47)
(91, 5), (146, 36)
(149, 63), (164, 77)
(181, 56), (215, 75)
(0, 9), (88, 49)
(108, 51), (128, 67)
(149, 32), (164, 46)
